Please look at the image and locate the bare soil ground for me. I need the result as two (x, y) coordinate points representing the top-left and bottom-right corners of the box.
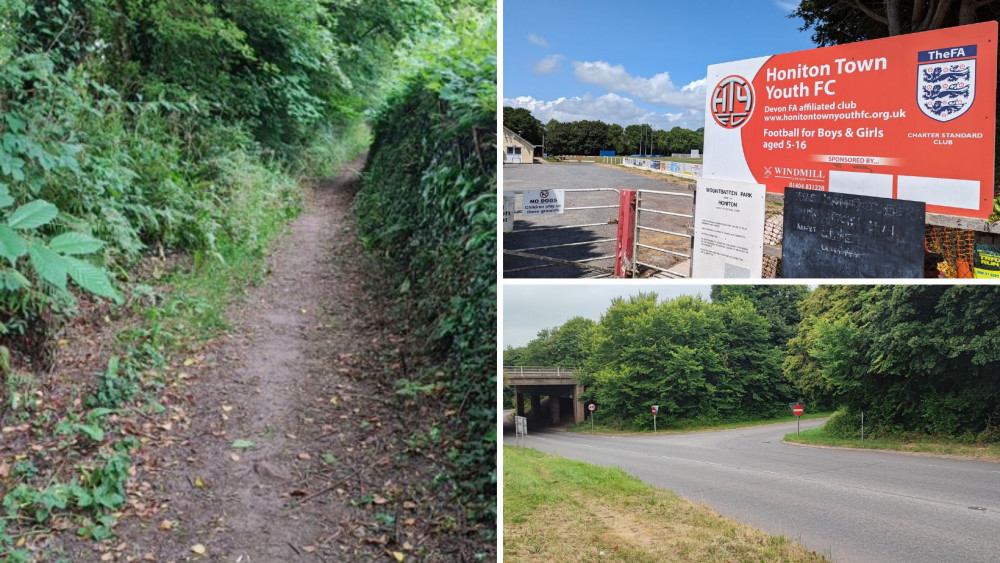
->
(19, 157), (492, 561)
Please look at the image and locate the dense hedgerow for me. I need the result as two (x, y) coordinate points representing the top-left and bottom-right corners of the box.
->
(353, 10), (496, 526)
(0, 0), (415, 359)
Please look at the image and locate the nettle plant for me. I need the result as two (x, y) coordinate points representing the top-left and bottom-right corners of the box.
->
(0, 184), (120, 316)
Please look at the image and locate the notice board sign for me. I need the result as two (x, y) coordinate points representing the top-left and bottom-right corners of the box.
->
(781, 188), (925, 278)
(521, 189), (565, 215)
(973, 244), (1000, 278)
(502, 192), (515, 232)
(704, 21), (997, 218)
(692, 178), (766, 278)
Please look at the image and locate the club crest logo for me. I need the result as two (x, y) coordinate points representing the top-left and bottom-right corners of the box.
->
(711, 75), (755, 129)
(918, 44), (977, 122)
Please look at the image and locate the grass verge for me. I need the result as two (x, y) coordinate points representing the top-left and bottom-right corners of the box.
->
(503, 446), (827, 562)
(784, 427), (1000, 460)
(566, 412), (832, 435)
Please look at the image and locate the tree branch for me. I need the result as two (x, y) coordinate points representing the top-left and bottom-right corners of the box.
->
(844, 0), (889, 24)
(911, 0), (927, 31)
(928, 0), (957, 29)
(886, 0), (903, 35)
(959, 0), (976, 23)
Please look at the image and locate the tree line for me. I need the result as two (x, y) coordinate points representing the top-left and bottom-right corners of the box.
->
(503, 106), (704, 156)
(505, 286), (1000, 442)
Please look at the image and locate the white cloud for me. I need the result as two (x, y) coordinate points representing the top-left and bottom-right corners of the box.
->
(533, 54), (564, 74)
(572, 60), (706, 110)
(527, 33), (550, 48)
(503, 93), (705, 130)
(773, 0), (799, 12)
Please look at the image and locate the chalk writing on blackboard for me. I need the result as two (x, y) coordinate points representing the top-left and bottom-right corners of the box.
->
(782, 188), (925, 278)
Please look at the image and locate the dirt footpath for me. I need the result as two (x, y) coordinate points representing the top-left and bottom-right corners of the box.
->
(96, 157), (466, 561)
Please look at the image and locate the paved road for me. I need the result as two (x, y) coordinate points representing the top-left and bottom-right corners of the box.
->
(507, 420), (1000, 562)
(502, 163), (693, 278)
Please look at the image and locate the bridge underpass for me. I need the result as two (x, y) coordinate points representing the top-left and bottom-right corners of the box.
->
(503, 367), (584, 426)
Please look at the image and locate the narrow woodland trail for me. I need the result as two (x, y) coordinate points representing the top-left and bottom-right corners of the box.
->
(90, 157), (430, 561)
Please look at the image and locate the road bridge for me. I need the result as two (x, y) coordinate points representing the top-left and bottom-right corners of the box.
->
(503, 366), (585, 425)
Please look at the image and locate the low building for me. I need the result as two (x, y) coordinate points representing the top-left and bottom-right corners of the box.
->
(503, 126), (534, 164)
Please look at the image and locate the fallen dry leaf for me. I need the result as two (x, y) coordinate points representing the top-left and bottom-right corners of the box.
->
(230, 453), (241, 462)
(222, 405), (233, 413)
(191, 544), (206, 555)
(298, 452), (311, 460)
(158, 520), (173, 531)
(402, 501), (417, 510)
(373, 494), (387, 505)
(389, 550), (405, 562)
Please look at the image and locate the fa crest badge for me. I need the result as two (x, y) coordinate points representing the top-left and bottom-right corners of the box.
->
(917, 44), (977, 122)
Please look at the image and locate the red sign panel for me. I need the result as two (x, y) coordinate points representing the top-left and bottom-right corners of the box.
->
(793, 404), (805, 417)
(705, 22), (997, 218)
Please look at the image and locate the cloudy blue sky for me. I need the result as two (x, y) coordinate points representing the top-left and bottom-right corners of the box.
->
(502, 0), (818, 130)
(502, 283), (713, 348)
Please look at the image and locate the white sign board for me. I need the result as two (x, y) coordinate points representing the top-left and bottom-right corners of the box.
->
(521, 189), (565, 215)
(503, 192), (515, 232)
(692, 178), (766, 278)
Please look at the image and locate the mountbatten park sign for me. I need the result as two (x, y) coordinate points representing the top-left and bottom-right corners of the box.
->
(703, 21), (997, 219)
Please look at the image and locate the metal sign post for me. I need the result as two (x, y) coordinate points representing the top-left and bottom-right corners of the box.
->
(651, 405), (659, 433)
(790, 402), (805, 434)
(514, 416), (528, 447)
(586, 402), (598, 432)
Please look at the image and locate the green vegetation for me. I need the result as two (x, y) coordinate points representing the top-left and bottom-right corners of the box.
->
(0, 0), (496, 557)
(508, 286), (1000, 447)
(505, 287), (809, 430)
(504, 446), (827, 562)
(354, 2), (496, 528)
(503, 106), (703, 156)
(785, 426), (1000, 461)
(784, 286), (1000, 442)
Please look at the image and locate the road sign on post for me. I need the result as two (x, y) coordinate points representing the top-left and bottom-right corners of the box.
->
(514, 415), (528, 447)
(587, 401), (597, 431)
(791, 403), (805, 434)
(651, 405), (659, 432)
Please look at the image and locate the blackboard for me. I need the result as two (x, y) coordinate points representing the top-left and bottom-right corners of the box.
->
(781, 189), (925, 278)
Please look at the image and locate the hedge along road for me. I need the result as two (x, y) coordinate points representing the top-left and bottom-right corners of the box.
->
(502, 162), (695, 278)
(512, 420), (1000, 563)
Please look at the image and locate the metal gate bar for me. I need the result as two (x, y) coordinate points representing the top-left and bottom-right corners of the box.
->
(504, 188), (621, 275)
(631, 188), (695, 278)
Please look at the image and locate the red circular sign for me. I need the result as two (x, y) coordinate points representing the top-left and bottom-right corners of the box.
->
(587, 402), (597, 412)
(792, 404), (804, 416)
(710, 75), (755, 129)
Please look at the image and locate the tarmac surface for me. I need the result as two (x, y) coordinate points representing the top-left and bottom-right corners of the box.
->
(507, 419), (1000, 563)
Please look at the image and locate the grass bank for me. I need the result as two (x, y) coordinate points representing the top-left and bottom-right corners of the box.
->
(784, 427), (1000, 460)
(503, 446), (827, 562)
(566, 411), (832, 435)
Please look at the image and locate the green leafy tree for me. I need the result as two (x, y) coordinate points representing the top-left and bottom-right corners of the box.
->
(503, 106), (544, 146)
(712, 285), (810, 348)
